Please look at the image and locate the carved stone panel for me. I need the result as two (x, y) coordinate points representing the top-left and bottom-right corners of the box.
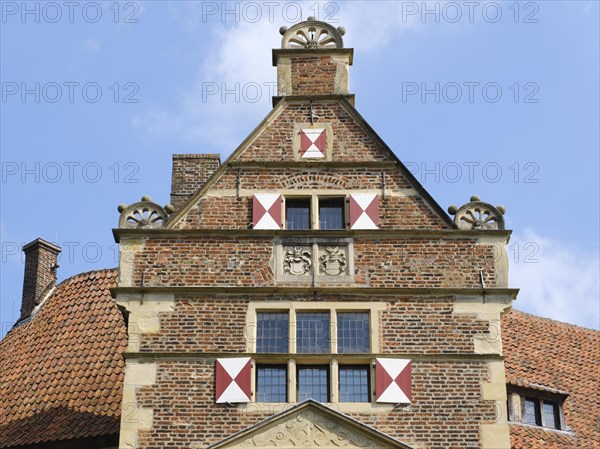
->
(274, 238), (354, 285)
(318, 246), (349, 277)
(198, 402), (417, 449)
(234, 408), (386, 448)
(283, 246), (313, 276)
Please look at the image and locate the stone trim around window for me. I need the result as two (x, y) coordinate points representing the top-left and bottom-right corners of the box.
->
(274, 237), (355, 285)
(244, 301), (391, 413)
(246, 300), (385, 354)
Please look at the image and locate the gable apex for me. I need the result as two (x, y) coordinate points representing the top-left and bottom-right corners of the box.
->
(165, 96), (454, 230)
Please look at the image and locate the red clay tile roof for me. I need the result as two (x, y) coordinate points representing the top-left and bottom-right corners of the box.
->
(502, 309), (600, 449)
(0, 268), (126, 448)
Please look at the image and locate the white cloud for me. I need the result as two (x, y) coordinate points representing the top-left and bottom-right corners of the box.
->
(131, 2), (423, 152)
(83, 38), (101, 53)
(132, 18), (280, 151)
(509, 228), (599, 329)
(337, 1), (421, 51)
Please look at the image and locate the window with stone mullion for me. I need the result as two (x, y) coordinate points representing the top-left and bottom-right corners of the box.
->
(256, 312), (289, 353)
(296, 312), (330, 354)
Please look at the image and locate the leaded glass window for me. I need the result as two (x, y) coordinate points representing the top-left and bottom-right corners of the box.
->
(257, 365), (287, 402)
(319, 198), (345, 230)
(339, 365), (369, 402)
(286, 198), (311, 230)
(524, 397), (540, 425)
(297, 366), (329, 402)
(337, 312), (370, 353)
(256, 312), (289, 353)
(543, 401), (560, 429)
(296, 312), (330, 353)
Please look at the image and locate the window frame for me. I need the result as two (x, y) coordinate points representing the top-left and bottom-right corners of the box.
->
(256, 364), (288, 403)
(507, 387), (567, 431)
(297, 364), (331, 402)
(338, 364), (370, 403)
(283, 194), (347, 230)
(256, 311), (290, 353)
(285, 196), (312, 231)
(318, 196), (346, 230)
(248, 301), (386, 405)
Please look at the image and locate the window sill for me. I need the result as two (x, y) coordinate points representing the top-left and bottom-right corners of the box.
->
(508, 421), (573, 435)
(240, 402), (395, 414)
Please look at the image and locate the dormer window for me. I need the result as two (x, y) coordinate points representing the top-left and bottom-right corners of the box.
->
(507, 386), (567, 431)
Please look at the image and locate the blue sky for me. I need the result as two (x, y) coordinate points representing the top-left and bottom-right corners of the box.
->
(1, 0), (598, 337)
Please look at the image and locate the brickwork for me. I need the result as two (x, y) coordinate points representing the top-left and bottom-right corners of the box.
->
(170, 154), (221, 210)
(175, 194), (447, 230)
(131, 237), (274, 287)
(138, 295), (490, 355)
(237, 102), (392, 163)
(131, 237), (497, 289)
(19, 239), (61, 321)
(116, 20), (513, 449)
(4, 18), (594, 449)
(133, 359), (494, 449)
(289, 55), (338, 95)
(209, 168), (413, 192)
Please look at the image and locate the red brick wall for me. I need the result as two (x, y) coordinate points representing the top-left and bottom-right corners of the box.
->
(131, 237), (496, 289)
(175, 195), (447, 230)
(171, 154), (221, 210)
(20, 240), (61, 320)
(124, 94), (507, 449)
(134, 359), (495, 449)
(238, 103), (392, 163)
(138, 295), (490, 355)
(289, 55), (338, 96)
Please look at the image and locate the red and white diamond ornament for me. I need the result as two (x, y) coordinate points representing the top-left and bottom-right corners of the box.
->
(215, 357), (251, 403)
(375, 358), (412, 403)
(349, 193), (379, 230)
(300, 128), (327, 159)
(253, 193), (282, 230)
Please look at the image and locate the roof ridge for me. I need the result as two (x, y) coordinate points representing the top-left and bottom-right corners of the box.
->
(54, 267), (119, 289)
(509, 308), (600, 333)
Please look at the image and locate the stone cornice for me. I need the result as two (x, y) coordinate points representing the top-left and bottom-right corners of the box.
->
(111, 286), (519, 298)
(112, 227), (512, 242)
(272, 94), (356, 106)
(272, 48), (354, 66)
(123, 352), (503, 362)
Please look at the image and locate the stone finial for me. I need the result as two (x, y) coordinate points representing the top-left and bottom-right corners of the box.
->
(280, 18), (345, 49)
(448, 196), (506, 230)
(118, 196), (174, 229)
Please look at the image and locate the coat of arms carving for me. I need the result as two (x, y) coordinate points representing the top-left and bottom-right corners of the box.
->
(284, 247), (312, 275)
(319, 246), (347, 276)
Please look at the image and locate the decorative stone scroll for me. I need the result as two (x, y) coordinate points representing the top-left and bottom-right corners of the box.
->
(280, 17), (346, 49)
(448, 195), (506, 230)
(117, 196), (174, 229)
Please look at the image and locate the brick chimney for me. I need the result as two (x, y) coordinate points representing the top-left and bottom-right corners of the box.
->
(19, 239), (61, 321)
(170, 154), (221, 211)
(273, 18), (353, 99)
